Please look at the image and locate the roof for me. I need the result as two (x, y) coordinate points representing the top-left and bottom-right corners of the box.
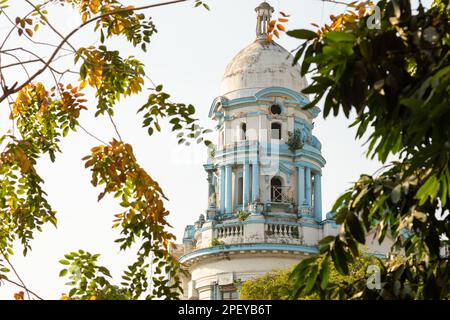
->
(219, 39), (308, 99)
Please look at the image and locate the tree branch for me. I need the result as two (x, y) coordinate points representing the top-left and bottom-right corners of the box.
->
(0, 249), (42, 300)
(0, 0), (188, 103)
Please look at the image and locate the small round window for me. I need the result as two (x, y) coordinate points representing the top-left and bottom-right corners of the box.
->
(270, 104), (282, 115)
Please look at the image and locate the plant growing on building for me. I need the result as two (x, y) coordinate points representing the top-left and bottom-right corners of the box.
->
(236, 210), (250, 221)
(286, 129), (304, 152)
(207, 143), (216, 159)
(210, 238), (225, 247)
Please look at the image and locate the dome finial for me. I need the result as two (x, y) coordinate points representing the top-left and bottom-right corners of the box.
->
(255, 2), (274, 40)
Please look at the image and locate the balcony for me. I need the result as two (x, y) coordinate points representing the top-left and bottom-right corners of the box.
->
(193, 219), (305, 250)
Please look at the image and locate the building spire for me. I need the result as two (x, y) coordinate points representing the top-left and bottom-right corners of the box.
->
(255, 2), (274, 40)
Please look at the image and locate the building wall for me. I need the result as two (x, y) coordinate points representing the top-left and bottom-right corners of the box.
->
(187, 253), (309, 300)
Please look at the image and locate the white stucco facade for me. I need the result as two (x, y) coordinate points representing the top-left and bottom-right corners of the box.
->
(175, 2), (392, 300)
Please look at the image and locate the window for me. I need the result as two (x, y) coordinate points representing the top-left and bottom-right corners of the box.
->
(240, 123), (247, 141)
(271, 177), (282, 202)
(222, 291), (239, 300)
(237, 177), (243, 205)
(271, 122), (281, 140)
(270, 104), (282, 115)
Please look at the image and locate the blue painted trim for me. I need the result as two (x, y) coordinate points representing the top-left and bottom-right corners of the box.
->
(215, 144), (325, 168)
(179, 242), (319, 263)
(255, 87), (308, 104)
(208, 87), (320, 119)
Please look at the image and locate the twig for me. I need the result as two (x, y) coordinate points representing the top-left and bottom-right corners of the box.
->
(1, 277), (44, 300)
(0, 249), (35, 300)
(79, 124), (108, 145)
(0, 0), (188, 103)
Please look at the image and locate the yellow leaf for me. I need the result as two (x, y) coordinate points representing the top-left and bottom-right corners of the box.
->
(14, 291), (24, 300)
(89, 0), (100, 13)
(89, 295), (97, 300)
(79, 80), (87, 90)
(274, 29), (280, 38)
(276, 24), (286, 32)
(60, 294), (71, 300)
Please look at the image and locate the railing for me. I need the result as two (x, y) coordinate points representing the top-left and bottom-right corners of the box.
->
(265, 223), (302, 244)
(215, 224), (244, 239)
(271, 186), (293, 203)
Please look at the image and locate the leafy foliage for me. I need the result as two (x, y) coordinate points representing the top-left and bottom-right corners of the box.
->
(138, 85), (212, 146)
(236, 210), (250, 221)
(286, 129), (304, 152)
(75, 46), (145, 116)
(267, 11), (290, 42)
(240, 255), (380, 300)
(1, 0), (210, 299)
(288, 0), (450, 299)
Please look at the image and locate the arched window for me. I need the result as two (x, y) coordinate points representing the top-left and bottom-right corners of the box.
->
(270, 104), (282, 115)
(271, 177), (282, 202)
(240, 123), (247, 141)
(271, 122), (281, 140)
(237, 177), (243, 205)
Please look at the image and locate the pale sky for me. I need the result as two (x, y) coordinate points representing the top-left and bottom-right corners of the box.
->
(0, 0), (399, 299)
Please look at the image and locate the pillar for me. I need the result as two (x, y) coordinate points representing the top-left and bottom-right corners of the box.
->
(297, 166), (305, 207)
(220, 166), (225, 214)
(252, 162), (260, 202)
(314, 172), (322, 221)
(243, 162), (251, 208)
(305, 167), (311, 207)
(225, 165), (233, 214)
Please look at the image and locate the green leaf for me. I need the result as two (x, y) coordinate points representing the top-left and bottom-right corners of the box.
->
(416, 175), (439, 205)
(319, 258), (330, 290)
(325, 31), (355, 43)
(287, 29), (317, 40)
(346, 212), (365, 244)
(59, 269), (68, 277)
(59, 259), (70, 265)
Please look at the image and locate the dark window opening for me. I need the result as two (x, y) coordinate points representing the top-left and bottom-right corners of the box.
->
(271, 177), (282, 202)
(237, 177), (243, 205)
(241, 123), (247, 140)
(271, 122), (281, 140)
(270, 104), (282, 115)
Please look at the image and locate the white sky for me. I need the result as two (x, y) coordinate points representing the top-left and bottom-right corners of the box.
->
(0, 0), (401, 299)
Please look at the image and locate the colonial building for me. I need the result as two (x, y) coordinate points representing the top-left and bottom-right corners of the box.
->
(176, 2), (390, 300)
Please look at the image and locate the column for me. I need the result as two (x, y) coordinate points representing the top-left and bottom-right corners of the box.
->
(243, 162), (251, 208)
(220, 166), (225, 214)
(297, 166), (305, 207)
(314, 172), (322, 221)
(207, 170), (213, 208)
(305, 167), (311, 207)
(225, 165), (233, 214)
(252, 162), (260, 202)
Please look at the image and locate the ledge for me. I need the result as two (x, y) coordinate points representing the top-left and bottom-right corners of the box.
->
(179, 242), (319, 263)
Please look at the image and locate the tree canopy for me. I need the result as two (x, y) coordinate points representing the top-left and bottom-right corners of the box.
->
(287, 0), (450, 299)
(240, 255), (381, 300)
(0, 0), (211, 300)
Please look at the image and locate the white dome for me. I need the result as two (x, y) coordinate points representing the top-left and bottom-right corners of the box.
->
(220, 40), (308, 99)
